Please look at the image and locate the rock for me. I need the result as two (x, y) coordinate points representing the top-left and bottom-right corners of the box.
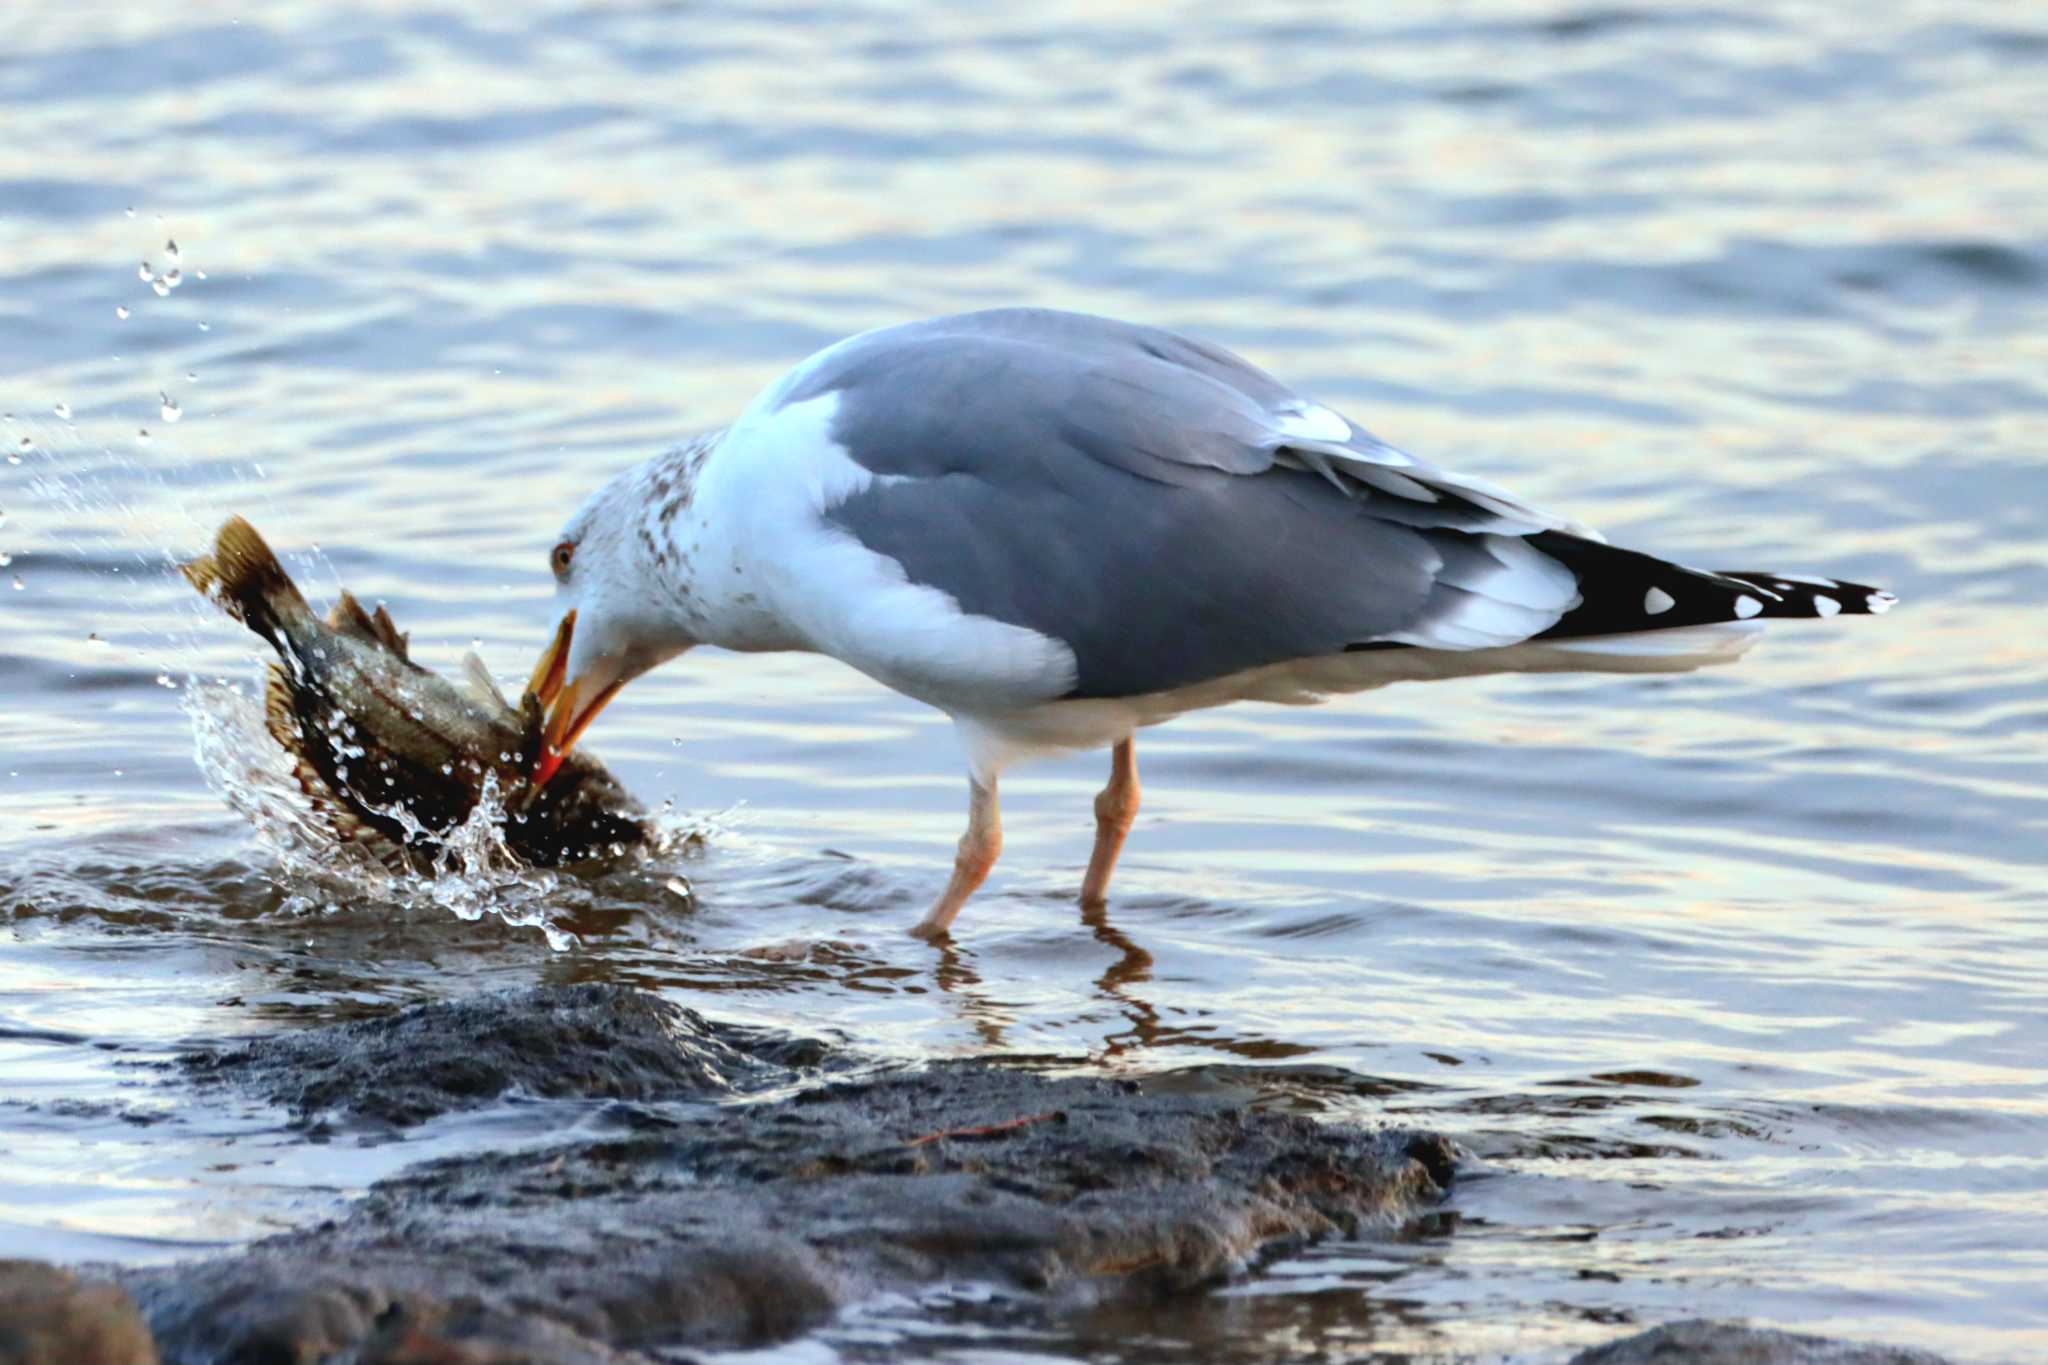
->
(180, 982), (832, 1128)
(0, 1260), (158, 1365)
(131, 985), (1456, 1364)
(1571, 1320), (1953, 1365)
(356, 1301), (654, 1364)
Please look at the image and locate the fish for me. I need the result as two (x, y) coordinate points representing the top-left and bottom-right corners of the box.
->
(183, 515), (649, 870)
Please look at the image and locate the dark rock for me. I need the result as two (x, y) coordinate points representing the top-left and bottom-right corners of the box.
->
(179, 983), (813, 1128)
(357, 1300), (654, 1364)
(132, 985), (1455, 1365)
(0, 1260), (158, 1365)
(1571, 1319), (1953, 1365)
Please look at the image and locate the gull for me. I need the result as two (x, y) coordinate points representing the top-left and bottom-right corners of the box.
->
(525, 309), (1893, 938)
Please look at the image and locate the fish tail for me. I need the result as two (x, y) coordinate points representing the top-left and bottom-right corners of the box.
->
(183, 516), (314, 642)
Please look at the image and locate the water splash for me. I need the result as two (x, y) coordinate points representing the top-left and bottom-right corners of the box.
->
(181, 679), (617, 951)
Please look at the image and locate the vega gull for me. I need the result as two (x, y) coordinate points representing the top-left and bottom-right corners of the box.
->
(525, 308), (1894, 938)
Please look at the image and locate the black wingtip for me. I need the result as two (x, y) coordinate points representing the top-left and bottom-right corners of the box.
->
(1715, 572), (1897, 619)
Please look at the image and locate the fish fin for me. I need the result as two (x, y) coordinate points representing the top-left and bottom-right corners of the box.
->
(326, 590), (382, 643)
(263, 663), (306, 756)
(368, 604), (411, 661)
(183, 516), (312, 639)
(458, 652), (512, 711)
(263, 663), (418, 873)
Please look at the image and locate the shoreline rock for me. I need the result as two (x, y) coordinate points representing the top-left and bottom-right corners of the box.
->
(1568, 1320), (1953, 1365)
(0, 1261), (158, 1365)
(133, 984), (1455, 1361)
(0, 986), (1956, 1365)
(177, 982), (837, 1129)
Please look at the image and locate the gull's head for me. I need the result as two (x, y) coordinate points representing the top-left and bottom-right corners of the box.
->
(527, 448), (706, 784)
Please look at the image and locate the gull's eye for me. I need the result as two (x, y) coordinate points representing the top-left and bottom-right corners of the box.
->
(550, 540), (576, 577)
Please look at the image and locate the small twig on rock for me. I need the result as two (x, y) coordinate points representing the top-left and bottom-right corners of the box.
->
(905, 1109), (1062, 1147)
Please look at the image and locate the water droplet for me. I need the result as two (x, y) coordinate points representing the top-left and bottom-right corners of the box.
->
(665, 876), (692, 899)
(86, 633), (109, 648)
(196, 321), (209, 331)
(124, 206), (135, 218)
(113, 768), (124, 778)
(156, 673), (176, 689)
(16, 436), (30, 452)
(138, 261), (153, 281)
(441, 763), (454, 775)
(195, 269), (208, 281)
(498, 751), (512, 762)
(164, 238), (180, 263)
(164, 268), (183, 289)
(136, 428), (151, 444)
(10, 576), (21, 592)
(151, 277), (170, 297)
(185, 371), (197, 382)
(470, 637), (482, 649)
(0, 553), (12, 567)
(115, 305), (130, 319)
(159, 393), (182, 423)
(53, 402), (71, 420)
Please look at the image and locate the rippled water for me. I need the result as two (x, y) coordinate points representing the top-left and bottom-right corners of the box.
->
(3, 2), (2045, 1359)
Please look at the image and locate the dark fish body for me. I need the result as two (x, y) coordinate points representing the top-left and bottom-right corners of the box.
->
(184, 516), (647, 869)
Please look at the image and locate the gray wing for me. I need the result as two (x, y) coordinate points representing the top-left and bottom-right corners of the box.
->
(793, 308), (1592, 699)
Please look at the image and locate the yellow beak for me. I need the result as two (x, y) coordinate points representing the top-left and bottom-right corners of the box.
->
(525, 609), (622, 786)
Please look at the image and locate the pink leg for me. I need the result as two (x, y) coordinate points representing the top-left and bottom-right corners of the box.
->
(912, 777), (1002, 940)
(1080, 738), (1139, 907)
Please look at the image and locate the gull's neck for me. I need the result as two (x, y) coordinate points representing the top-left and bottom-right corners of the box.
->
(635, 427), (807, 653)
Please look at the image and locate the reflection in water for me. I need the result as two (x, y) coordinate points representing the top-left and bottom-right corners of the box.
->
(2, 0), (2047, 1360)
(1083, 901), (1161, 1062)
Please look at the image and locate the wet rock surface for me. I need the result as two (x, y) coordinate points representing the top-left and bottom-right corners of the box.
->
(17, 985), (1936, 1365)
(179, 982), (834, 1128)
(130, 984), (1458, 1363)
(0, 1260), (158, 1365)
(1569, 1320), (1953, 1365)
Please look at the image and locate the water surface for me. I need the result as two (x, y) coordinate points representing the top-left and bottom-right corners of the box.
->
(2, 1), (2045, 1359)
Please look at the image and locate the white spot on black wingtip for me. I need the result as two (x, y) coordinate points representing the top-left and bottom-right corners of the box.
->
(1866, 591), (1895, 615)
(1644, 587), (1676, 615)
(1814, 595), (1842, 618)
(1733, 594), (1763, 619)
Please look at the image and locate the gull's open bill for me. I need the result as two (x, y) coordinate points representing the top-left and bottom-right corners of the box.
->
(527, 608), (626, 787)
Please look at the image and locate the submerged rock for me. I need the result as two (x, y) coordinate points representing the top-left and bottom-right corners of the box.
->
(1572, 1320), (1952, 1365)
(134, 984), (1456, 1362)
(180, 982), (830, 1128)
(0, 1260), (158, 1365)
